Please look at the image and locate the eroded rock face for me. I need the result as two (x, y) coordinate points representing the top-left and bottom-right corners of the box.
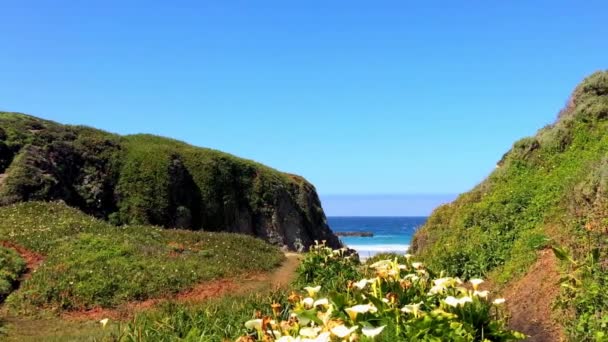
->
(0, 113), (342, 250)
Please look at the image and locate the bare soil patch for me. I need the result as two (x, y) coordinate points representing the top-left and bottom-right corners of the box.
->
(502, 249), (565, 341)
(0, 241), (44, 278)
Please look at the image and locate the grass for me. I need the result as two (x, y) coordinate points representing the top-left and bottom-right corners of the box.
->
(0, 201), (284, 312)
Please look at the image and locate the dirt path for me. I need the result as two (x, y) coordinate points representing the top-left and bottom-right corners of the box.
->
(0, 241), (45, 276)
(60, 253), (302, 321)
(502, 249), (565, 341)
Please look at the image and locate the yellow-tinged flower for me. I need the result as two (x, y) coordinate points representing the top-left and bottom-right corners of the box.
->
(470, 278), (484, 290)
(493, 298), (506, 305)
(369, 260), (391, 269)
(99, 318), (109, 328)
(271, 302), (282, 316)
(345, 304), (376, 321)
(361, 325), (386, 338)
(331, 325), (358, 338)
(245, 319), (263, 330)
(411, 262), (423, 269)
(304, 286), (322, 297)
(404, 253), (413, 260)
(401, 301), (424, 317)
(313, 298), (329, 307)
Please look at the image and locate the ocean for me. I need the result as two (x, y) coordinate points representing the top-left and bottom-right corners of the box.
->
(327, 216), (427, 258)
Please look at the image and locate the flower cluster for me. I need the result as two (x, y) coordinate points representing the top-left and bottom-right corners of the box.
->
(238, 243), (524, 341)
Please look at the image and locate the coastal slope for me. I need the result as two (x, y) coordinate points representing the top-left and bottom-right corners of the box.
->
(411, 71), (608, 339)
(0, 113), (341, 250)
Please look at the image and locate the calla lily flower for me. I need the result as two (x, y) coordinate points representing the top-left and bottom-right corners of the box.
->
(99, 318), (109, 328)
(345, 304), (377, 320)
(301, 297), (314, 308)
(313, 298), (329, 307)
(299, 327), (321, 338)
(493, 298), (506, 305)
(353, 279), (370, 289)
(330, 324), (358, 338)
(401, 302), (424, 317)
(362, 325), (386, 338)
(411, 262), (423, 269)
(474, 290), (489, 298)
(444, 296), (472, 307)
(470, 278), (484, 290)
(304, 286), (322, 297)
(245, 318), (263, 330)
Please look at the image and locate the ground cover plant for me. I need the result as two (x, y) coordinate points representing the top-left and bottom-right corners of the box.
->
(0, 201), (284, 312)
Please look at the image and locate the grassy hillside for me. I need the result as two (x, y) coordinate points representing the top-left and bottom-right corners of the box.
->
(0, 201), (284, 311)
(0, 113), (340, 250)
(412, 71), (608, 339)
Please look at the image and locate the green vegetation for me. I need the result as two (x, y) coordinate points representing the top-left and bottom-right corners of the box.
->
(0, 246), (26, 301)
(0, 201), (284, 312)
(0, 112), (341, 250)
(101, 244), (522, 341)
(236, 243), (523, 341)
(412, 71), (608, 339)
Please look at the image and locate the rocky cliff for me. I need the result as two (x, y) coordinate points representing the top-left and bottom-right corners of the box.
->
(0, 113), (341, 250)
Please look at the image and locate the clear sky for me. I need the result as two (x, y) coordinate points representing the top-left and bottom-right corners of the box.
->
(2, 1), (607, 215)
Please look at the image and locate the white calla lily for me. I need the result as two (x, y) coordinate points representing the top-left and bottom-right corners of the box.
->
(330, 325), (358, 338)
(362, 325), (386, 338)
(245, 318), (262, 330)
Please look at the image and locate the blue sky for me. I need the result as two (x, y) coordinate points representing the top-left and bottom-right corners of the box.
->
(2, 1), (607, 215)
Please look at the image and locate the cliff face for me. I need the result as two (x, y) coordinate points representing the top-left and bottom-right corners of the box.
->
(0, 113), (341, 250)
(411, 71), (608, 280)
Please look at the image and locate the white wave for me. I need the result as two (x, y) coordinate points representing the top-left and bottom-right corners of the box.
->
(347, 244), (410, 258)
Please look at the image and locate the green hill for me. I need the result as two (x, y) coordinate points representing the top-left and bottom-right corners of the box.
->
(0, 113), (340, 250)
(0, 201), (285, 311)
(412, 71), (608, 340)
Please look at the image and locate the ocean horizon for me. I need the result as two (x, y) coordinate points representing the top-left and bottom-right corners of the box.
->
(327, 216), (427, 258)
